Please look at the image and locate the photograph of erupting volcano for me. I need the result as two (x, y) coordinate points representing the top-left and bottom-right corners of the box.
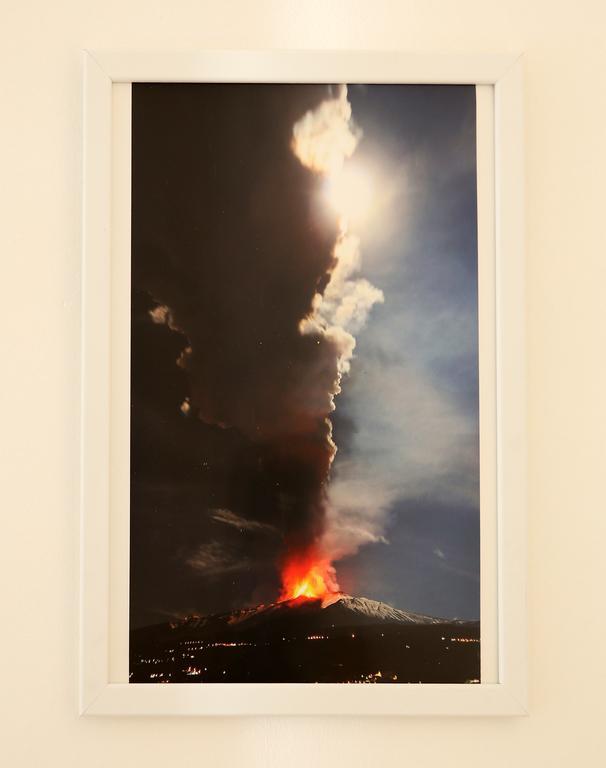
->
(129, 82), (481, 685)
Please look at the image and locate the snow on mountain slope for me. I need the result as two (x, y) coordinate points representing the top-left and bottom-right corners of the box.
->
(333, 595), (443, 624)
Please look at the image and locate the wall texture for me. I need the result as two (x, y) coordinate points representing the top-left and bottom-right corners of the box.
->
(2, 1), (605, 765)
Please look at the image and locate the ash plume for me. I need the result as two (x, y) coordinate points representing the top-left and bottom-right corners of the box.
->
(133, 84), (384, 594)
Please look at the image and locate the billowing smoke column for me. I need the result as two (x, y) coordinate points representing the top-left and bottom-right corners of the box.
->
(281, 85), (384, 597)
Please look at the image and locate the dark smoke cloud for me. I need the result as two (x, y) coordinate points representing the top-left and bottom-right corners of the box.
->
(131, 84), (349, 619)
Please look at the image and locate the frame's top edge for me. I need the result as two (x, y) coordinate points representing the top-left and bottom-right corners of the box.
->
(83, 49), (522, 85)
(84, 48), (522, 58)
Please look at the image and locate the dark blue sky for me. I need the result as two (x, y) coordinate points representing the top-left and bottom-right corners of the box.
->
(331, 85), (480, 619)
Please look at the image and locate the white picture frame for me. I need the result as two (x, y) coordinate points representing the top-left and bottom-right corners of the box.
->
(80, 49), (526, 716)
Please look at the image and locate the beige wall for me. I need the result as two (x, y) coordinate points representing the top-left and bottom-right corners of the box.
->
(2, 1), (605, 765)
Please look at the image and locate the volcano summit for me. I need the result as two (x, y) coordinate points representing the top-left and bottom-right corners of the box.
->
(130, 595), (480, 684)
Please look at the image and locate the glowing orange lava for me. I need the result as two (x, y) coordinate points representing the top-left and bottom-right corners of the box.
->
(279, 554), (340, 602)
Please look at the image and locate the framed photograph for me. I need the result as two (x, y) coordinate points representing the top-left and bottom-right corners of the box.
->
(80, 50), (526, 716)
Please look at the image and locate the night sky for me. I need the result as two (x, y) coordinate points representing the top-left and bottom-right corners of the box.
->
(130, 83), (479, 629)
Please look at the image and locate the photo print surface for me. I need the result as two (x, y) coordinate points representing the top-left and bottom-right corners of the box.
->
(129, 83), (481, 684)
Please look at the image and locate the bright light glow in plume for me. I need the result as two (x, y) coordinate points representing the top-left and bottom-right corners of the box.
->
(323, 163), (376, 230)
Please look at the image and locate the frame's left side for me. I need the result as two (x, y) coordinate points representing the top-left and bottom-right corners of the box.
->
(80, 51), (113, 714)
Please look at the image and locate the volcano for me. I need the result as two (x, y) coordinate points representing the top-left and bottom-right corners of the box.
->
(130, 595), (480, 684)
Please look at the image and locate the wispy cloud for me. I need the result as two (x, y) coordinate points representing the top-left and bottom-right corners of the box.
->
(437, 559), (480, 583)
(209, 509), (277, 535)
(324, 360), (479, 561)
(185, 541), (250, 576)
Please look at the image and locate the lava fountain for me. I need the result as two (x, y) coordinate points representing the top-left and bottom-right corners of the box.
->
(279, 552), (340, 602)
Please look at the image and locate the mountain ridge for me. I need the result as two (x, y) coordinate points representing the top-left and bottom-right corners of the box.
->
(133, 593), (476, 640)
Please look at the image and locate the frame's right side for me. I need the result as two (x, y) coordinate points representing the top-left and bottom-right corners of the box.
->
(494, 55), (527, 714)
